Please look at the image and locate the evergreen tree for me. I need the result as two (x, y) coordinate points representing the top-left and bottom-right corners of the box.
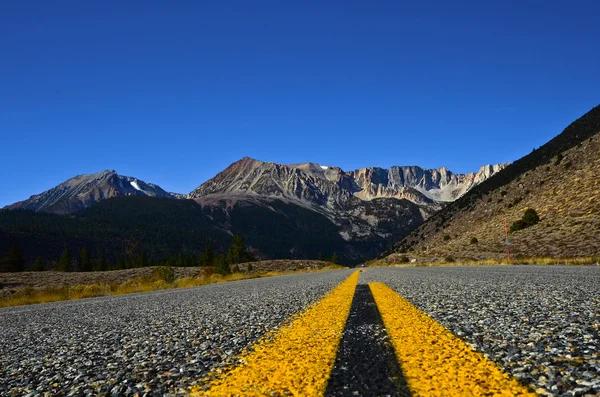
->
(56, 248), (72, 272)
(32, 256), (45, 272)
(78, 247), (91, 272)
(317, 252), (324, 261)
(136, 252), (148, 268)
(115, 255), (124, 270)
(330, 252), (339, 265)
(200, 244), (214, 267)
(0, 244), (25, 273)
(214, 254), (230, 275)
(97, 250), (107, 271)
(227, 234), (251, 265)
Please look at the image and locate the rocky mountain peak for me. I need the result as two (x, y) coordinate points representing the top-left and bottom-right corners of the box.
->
(5, 171), (178, 215)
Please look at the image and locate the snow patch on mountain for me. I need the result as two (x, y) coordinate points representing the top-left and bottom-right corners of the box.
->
(130, 180), (142, 191)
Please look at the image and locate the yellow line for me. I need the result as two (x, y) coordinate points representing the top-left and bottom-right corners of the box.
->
(191, 271), (359, 396)
(369, 283), (536, 396)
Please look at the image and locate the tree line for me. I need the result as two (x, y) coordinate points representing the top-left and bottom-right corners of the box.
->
(0, 234), (261, 274)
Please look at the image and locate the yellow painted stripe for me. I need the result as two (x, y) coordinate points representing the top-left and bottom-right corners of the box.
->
(192, 272), (359, 396)
(369, 282), (536, 396)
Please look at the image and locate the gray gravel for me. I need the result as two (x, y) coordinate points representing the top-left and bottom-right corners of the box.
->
(0, 270), (353, 396)
(362, 266), (600, 396)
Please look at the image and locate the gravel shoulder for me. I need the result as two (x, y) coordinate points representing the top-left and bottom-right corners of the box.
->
(0, 269), (353, 396)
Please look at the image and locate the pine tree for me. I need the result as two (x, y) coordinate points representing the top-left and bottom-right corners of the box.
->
(0, 244), (25, 272)
(32, 256), (45, 272)
(78, 247), (91, 272)
(136, 252), (148, 268)
(57, 248), (72, 272)
(115, 255), (124, 270)
(227, 234), (251, 265)
(214, 254), (230, 275)
(200, 244), (214, 267)
(97, 251), (107, 271)
(330, 252), (339, 265)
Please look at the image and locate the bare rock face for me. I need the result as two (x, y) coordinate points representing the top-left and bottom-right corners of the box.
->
(348, 164), (507, 203)
(189, 157), (506, 212)
(6, 171), (179, 215)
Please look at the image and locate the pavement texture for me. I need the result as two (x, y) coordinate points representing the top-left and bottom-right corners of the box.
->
(1, 265), (599, 396)
(0, 270), (352, 396)
(362, 266), (600, 396)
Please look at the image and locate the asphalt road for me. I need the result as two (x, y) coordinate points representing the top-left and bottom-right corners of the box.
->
(1, 266), (599, 396)
(0, 271), (352, 396)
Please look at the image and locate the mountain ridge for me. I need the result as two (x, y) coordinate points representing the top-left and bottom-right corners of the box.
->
(5, 170), (181, 215)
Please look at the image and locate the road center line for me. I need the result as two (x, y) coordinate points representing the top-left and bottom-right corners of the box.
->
(325, 284), (410, 396)
(369, 282), (536, 396)
(191, 271), (359, 396)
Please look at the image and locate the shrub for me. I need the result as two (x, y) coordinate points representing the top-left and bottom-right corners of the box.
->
(444, 257), (456, 263)
(564, 161), (572, 169)
(510, 208), (540, 232)
(399, 256), (410, 263)
(500, 190), (508, 197)
(247, 263), (253, 272)
(151, 266), (175, 283)
(554, 153), (564, 165)
(510, 220), (526, 232)
(522, 208), (540, 225)
(443, 235), (451, 241)
(470, 237), (478, 244)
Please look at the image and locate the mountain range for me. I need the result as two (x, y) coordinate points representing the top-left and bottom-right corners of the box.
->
(2, 159), (504, 264)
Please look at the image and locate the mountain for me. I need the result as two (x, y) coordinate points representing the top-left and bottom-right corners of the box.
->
(387, 104), (600, 261)
(5, 171), (180, 215)
(189, 157), (505, 212)
(186, 158), (504, 261)
(2, 159), (503, 264)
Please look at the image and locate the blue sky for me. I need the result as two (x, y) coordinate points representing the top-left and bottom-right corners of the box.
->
(1, 1), (599, 206)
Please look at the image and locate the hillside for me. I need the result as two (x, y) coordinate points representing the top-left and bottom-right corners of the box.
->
(0, 195), (421, 265)
(389, 105), (600, 261)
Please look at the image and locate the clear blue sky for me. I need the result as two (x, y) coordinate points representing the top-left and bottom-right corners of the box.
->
(1, 1), (599, 206)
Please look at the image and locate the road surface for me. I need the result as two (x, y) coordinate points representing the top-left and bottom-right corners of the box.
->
(1, 266), (599, 396)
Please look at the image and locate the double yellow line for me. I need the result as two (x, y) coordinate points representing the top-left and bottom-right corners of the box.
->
(192, 272), (535, 396)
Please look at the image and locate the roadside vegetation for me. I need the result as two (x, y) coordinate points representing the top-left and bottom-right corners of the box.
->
(0, 264), (344, 308)
(372, 255), (599, 267)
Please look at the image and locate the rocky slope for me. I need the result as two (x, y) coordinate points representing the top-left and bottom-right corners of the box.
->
(5, 171), (180, 215)
(190, 157), (505, 211)
(388, 104), (600, 261)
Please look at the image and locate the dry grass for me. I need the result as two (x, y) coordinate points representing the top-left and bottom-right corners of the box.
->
(374, 256), (599, 268)
(0, 265), (344, 308)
